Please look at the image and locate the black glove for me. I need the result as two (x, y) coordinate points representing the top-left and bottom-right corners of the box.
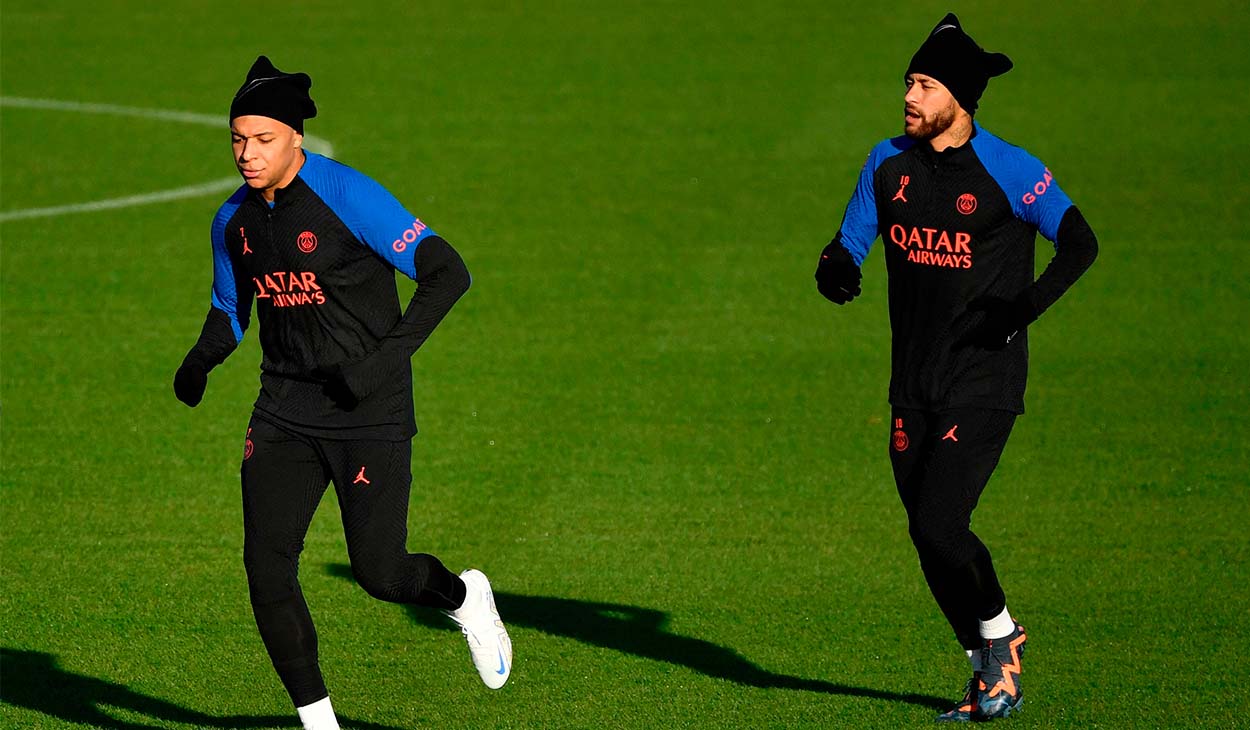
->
(953, 295), (1038, 351)
(173, 361), (208, 407)
(814, 240), (862, 304)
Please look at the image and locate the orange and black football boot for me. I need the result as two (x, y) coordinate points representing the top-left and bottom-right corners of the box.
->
(974, 623), (1027, 720)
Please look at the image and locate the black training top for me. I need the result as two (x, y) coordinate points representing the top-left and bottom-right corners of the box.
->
(833, 123), (1095, 413)
(181, 151), (469, 440)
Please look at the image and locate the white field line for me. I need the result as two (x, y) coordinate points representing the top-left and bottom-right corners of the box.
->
(0, 96), (335, 223)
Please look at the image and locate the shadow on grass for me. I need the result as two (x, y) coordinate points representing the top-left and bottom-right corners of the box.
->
(325, 563), (949, 711)
(0, 647), (404, 730)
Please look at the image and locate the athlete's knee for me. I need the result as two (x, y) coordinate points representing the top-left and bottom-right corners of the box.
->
(350, 552), (437, 603)
(908, 518), (975, 568)
(351, 555), (409, 602)
(243, 540), (302, 603)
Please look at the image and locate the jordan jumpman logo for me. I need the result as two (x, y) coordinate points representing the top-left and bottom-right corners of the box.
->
(892, 175), (911, 202)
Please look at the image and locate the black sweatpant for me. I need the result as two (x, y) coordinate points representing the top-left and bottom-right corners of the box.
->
(240, 414), (465, 707)
(889, 407), (1016, 651)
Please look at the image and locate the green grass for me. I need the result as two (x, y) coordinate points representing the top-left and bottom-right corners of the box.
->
(3, 1), (1248, 728)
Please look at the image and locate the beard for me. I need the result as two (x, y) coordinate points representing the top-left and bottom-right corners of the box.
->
(904, 101), (957, 141)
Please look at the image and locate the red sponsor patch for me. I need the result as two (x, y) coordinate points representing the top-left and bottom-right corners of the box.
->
(391, 219), (428, 253)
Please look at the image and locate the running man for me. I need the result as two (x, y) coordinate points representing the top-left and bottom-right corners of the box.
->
(174, 56), (511, 730)
(814, 15), (1098, 722)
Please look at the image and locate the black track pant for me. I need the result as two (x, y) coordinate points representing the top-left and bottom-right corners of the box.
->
(888, 407), (1016, 651)
(240, 415), (465, 707)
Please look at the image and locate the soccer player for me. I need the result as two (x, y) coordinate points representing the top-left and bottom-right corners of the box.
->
(814, 15), (1098, 722)
(173, 56), (512, 730)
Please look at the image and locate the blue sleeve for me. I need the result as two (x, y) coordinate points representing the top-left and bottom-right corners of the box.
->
(209, 188), (248, 343)
(972, 127), (1073, 244)
(300, 153), (437, 280)
(836, 137), (911, 265)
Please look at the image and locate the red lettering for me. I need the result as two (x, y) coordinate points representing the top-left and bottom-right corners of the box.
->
(895, 227), (974, 268)
(890, 224), (907, 249)
(392, 220), (429, 253)
(253, 271), (326, 307)
(1024, 169), (1054, 205)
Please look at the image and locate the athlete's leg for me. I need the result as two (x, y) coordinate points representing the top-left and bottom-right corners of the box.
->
(889, 408), (981, 652)
(240, 417), (333, 708)
(326, 438), (464, 610)
(902, 408), (1016, 627)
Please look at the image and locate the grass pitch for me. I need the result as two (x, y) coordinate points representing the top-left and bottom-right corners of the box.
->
(2, 2), (1248, 728)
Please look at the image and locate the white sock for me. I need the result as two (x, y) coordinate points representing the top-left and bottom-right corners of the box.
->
(297, 696), (340, 730)
(965, 648), (984, 673)
(979, 606), (1015, 640)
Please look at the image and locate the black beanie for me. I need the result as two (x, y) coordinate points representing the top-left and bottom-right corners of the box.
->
(229, 55), (317, 133)
(905, 14), (1012, 115)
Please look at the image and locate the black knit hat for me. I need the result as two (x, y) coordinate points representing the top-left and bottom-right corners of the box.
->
(229, 56), (317, 133)
(905, 14), (1012, 115)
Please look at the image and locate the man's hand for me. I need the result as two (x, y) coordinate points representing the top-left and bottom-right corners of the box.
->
(953, 295), (1038, 350)
(815, 241), (862, 305)
(173, 362), (208, 407)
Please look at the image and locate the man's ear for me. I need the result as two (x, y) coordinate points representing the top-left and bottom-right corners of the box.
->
(293, 133), (304, 149)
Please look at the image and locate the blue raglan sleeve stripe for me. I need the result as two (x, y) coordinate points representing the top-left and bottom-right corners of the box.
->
(209, 188), (248, 343)
(300, 153), (435, 281)
(837, 137), (911, 265)
(972, 125), (1073, 244)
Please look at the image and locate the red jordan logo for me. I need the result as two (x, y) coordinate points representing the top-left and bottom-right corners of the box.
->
(942, 425), (959, 442)
(353, 466), (371, 485)
(892, 175), (911, 202)
(240, 227), (253, 255)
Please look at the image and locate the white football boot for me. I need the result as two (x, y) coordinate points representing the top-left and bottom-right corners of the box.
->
(447, 569), (512, 689)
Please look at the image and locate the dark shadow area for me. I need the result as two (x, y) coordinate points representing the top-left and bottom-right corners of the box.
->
(0, 647), (405, 730)
(325, 563), (949, 711)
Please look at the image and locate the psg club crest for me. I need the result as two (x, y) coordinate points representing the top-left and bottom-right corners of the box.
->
(244, 428), (254, 460)
(956, 193), (977, 215)
(297, 230), (318, 253)
(891, 418), (908, 452)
